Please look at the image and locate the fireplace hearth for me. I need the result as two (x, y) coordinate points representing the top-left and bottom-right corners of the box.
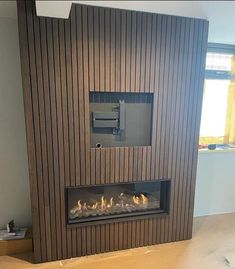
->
(66, 180), (170, 225)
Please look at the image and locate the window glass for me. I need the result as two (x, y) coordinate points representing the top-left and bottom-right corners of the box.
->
(200, 79), (230, 137)
(206, 53), (232, 71)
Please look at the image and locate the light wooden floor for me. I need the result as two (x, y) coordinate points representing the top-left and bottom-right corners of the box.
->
(0, 213), (235, 269)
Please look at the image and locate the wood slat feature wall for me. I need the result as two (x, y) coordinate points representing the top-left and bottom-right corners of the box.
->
(17, 1), (208, 263)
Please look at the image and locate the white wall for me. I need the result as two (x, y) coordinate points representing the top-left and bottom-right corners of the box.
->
(194, 151), (235, 217)
(0, 18), (31, 229)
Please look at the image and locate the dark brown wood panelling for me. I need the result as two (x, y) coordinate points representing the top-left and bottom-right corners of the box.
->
(17, 1), (208, 263)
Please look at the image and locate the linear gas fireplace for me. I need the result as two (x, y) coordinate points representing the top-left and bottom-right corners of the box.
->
(66, 180), (170, 226)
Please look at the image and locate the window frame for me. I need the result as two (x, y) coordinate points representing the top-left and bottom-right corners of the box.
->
(199, 43), (235, 145)
(206, 43), (235, 80)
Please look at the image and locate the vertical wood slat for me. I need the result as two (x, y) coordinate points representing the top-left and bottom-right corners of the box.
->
(124, 147), (129, 182)
(132, 147), (138, 181)
(166, 17), (182, 243)
(119, 147), (124, 182)
(100, 148), (106, 184)
(137, 147), (143, 180)
(114, 223), (119, 250)
(95, 149), (101, 184)
(140, 13), (147, 92)
(96, 225), (101, 253)
(173, 17), (189, 241)
(91, 226), (96, 254)
(154, 15), (166, 180)
(141, 146), (147, 181)
(64, 13), (77, 258)
(150, 15), (162, 180)
(110, 9), (116, 92)
(72, 10), (81, 256)
(104, 8), (111, 91)
(178, 19), (198, 240)
(149, 15), (157, 93)
(52, 18), (68, 259)
(82, 6), (91, 185)
(105, 148), (110, 184)
(114, 148), (120, 183)
(81, 227), (86, 256)
(27, 1), (54, 261)
(145, 14), (152, 92)
(125, 11), (131, 92)
(75, 6), (85, 186)
(87, 6), (94, 92)
(110, 148), (115, 182)
(47, 17), (62, 258)
(105, 224), (110, 252)
(162, 16), (177, 243)
(169, 17), (188, 242)
(175, 18), (193, 241)
(186, 20), (208, 239)
(118, 223), (123, 249)
(94, 7), (100, 91)
(109, 223), (114, 251)
(58, 19), (70, 257)
(115, 10), (121, 91)
(135, 13), (142, 92)
(128, 147), (134, 181)
(130, 12), (137, 93)
(90, 148), (96, 185)
(17, 1), (42, 262)
(17, 1), (208, 262)
(100, 225), (105, 252)
(33, 14), (52, 261)
(158, 16), (173, 241)
(120, 10), (126, 92)
(131, 221), (136, 248)
(99, 8), (105, 91)
(70, 7), (80, 188)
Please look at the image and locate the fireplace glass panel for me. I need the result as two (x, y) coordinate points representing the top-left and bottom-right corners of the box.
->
(66, 180), (170, 225)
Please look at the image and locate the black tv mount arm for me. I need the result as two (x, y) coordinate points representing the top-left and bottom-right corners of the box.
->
(92, 100), (126, 140)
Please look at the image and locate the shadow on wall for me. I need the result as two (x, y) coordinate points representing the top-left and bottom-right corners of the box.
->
(0, 17), (31, 228)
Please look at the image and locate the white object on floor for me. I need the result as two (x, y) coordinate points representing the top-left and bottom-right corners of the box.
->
(0, 228), (26, 240)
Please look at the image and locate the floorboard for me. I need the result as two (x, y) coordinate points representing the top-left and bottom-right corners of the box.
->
(1, 213), (235, 269)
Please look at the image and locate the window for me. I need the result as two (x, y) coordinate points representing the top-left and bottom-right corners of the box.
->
(199, 47), (235, 145)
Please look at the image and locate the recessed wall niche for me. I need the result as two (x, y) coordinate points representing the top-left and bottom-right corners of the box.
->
(89, 92), (153, 148)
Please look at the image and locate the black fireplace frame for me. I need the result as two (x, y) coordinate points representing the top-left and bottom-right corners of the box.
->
(65, 179), (171, 227)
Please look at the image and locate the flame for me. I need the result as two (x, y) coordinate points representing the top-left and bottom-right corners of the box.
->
(133, 195), (140, 205)
(71, 192), (149, 216)
(77, 200), (82, 210)
(70, 200), (82, 215)
(101, 196), (106, 209)
(92, 202), (98, 209)
(110, 197), (113, 207)
(133, 194), (148, 205)
(107, 197), (114, 208)
(119, 193), (124, 199)
(140, 194), (148, 205)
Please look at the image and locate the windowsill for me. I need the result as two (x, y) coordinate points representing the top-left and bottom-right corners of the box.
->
(199, 148), (235, 153)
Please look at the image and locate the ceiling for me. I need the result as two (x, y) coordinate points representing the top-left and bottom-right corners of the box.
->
(1, 1), (235, 45)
